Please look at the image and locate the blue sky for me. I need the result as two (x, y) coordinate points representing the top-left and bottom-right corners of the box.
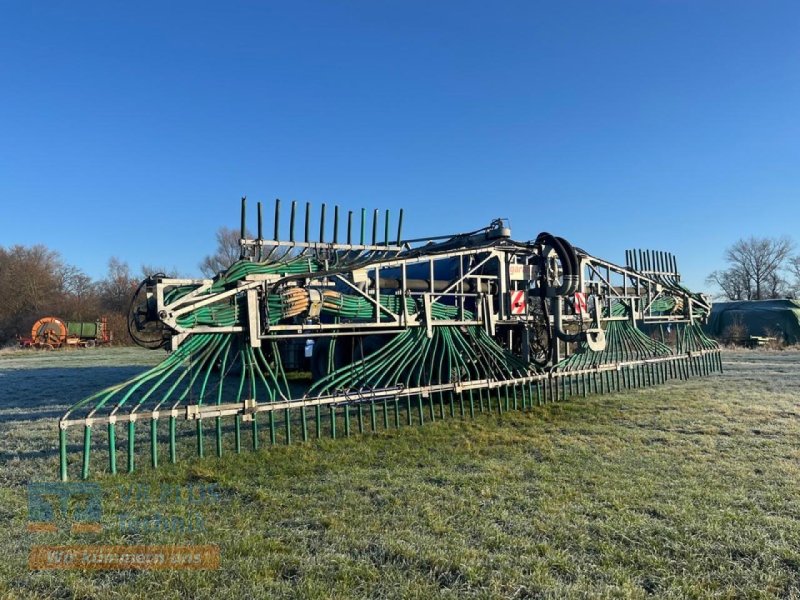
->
(2, 1), (798, 292)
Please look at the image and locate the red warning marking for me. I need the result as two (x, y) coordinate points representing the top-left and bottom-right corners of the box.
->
(574, 292), (587, 315)
(510, 290), (526, 315)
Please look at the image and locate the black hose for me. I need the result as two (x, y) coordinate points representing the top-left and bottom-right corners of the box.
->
(535, 232), (573, 296)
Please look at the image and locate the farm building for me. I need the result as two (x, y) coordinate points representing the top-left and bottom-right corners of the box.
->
(706, 299), (800, 344)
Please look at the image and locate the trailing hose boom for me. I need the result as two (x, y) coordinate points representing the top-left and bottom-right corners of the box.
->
(58, 198), (719, 480)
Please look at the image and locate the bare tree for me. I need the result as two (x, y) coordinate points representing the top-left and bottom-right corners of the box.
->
(199, 227), (245, 277)
(707, 236), (794, 300)
(0, 245), (67, 340)
(56, 265), (100, 321)
(140, 264), (182, 279)
(788, 256), (800, 298)
(706, 268), (750, 301)
(97, 257), (138, 313)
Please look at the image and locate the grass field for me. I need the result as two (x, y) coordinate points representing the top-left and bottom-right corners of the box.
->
(0, 347), (799, 598)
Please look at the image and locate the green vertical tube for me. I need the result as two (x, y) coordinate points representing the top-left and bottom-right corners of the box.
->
(252, 416), (259, 450)
(384, 399), (390, 429)
(269, 413), (276, 445)
(469, 390), (475, 418)
(304, 202), (311, 242)
(216, 417), (223, 457)
(333, 206), (339, 243)
(197, 420), (204, 458)
(396, 209), (404, 244)
(108, 422), (117, 475)
(289, 200), (297, 242)
(301, 407), (309, 442)
(127, 421), (135, 473)
(169, 416), (177, 464)
(344, 405), (351, 436)
(360, 208), (366, 244)
(330, 406), (337, 438)
(240, 196), (247, 240)
(417, 395), (425, 425)
(371, 209), (378, 245)
(395, 399), (401, 428)
(151, 418), (158, 468)
(82, 426), (91, 480)
(358, 404), (364, 433)
(59, 428), (68, 482)
(235, 415), (242, 453)
(384, 209), (390, 246)
(371, 402), (377, 431)
(272, 198), (279, 241)
(285, 408), (292, 445)
(315, 406), (322, 438)
(258, 201), (264, 240)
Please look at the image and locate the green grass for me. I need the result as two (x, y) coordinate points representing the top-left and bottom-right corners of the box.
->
(1, 350), (799, 598)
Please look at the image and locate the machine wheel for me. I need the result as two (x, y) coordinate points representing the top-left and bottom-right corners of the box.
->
(31, 317), (67, 349)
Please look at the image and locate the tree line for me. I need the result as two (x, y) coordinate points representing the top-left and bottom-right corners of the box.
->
(0, 227), (242, 347)
(706, 236), (800, 301)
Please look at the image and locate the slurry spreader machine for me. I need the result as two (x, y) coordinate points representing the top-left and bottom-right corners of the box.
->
(58, 198), (719, 480)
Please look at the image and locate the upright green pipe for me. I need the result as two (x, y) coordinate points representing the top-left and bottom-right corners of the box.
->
(169, 416), (177, 463)
(273, 198), (280, 240)
(151, 418), (158, 468)
(197, 420), (204, 458)
(304, 202), (311, 242)
(235, 415), (241, 453)
(82, 426), (91, 480)
(257, 201), (263, 241)
(347, 211), (353, 244)
(333, 206), (339, 243)
(59, 428), (68, 482)
(127, 421), (135, 473)
(289, 200), (297, 242)
(108, 423), (117, 475)
(396, 208), (404, 244)
(360, 208), (366, 244)
(240, 196), (247, 241)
